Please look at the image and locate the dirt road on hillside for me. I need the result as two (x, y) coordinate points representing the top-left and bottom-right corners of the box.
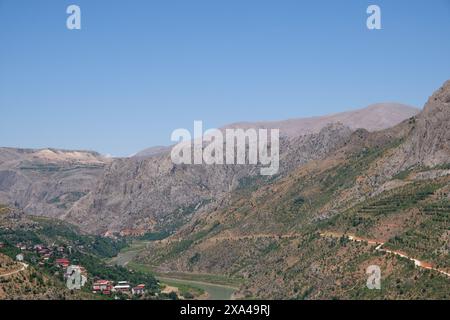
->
(0, 262), (28, 278)
(320, 232), (450, 278)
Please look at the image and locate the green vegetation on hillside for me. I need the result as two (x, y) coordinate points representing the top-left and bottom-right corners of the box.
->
(0, 210), (160, 299)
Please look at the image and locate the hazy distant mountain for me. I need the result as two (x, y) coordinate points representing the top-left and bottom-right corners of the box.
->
(225, 103), (419, 137)
(132, 103), (419, 159)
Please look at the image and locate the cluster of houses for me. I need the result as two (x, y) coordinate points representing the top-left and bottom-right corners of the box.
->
(14, 242), (72, 265)
(7, 241), (147, 297)
(92, 280), (146, 296)
(14, 243), (89, 286)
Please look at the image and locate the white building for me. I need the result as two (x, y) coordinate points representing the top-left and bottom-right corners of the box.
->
(114, 281), (131, 292)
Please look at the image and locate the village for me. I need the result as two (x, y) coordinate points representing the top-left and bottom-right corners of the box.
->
(8, 241), (149, 298)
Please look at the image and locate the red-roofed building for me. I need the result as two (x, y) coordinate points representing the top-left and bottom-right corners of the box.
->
(132, 284), (146, 295)
(93, 280), (113, 294)
(55, 258), (70, 268)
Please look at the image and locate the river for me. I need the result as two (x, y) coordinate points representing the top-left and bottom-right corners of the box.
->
(110, 240), (238, 300)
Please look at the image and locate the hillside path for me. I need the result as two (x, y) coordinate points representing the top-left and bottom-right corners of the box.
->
(158, 231), (449, 278)
(0, 262), (28, 278)
(320, 232), (450, 278)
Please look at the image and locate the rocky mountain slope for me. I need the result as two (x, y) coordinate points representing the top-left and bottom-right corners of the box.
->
(64, 123), (354, 235)
(63, 104), (417, 235)
(134, 80), (450, 299)
(0, 148), (110, 219)
(0, 103), (418, 236)
(0, 81), (445, 299)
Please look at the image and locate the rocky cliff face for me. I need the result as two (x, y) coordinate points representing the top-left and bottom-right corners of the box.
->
(402, 80), (450, 167)
(64, 123), (354, 235)
(0, 148), (109, 218)
(347, 80), (450, 202)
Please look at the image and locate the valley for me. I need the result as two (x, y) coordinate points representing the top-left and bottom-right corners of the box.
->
(127, 80), (450, 299)
(109, 239), (239, 300)
(1, 81), (449, 300)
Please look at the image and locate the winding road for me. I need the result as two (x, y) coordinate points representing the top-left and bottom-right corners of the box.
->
(158, 231), (450, 278)
(320, 232), (450, 278)
(111, 230), (449, 300)
(0, 262), (28, 278)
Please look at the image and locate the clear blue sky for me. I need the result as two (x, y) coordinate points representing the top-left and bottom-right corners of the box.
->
(1, 0), (449, 156)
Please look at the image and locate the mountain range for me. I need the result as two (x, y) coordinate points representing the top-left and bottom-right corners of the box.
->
(2, 81), (449, 299)
(0, 103), (418, 235)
